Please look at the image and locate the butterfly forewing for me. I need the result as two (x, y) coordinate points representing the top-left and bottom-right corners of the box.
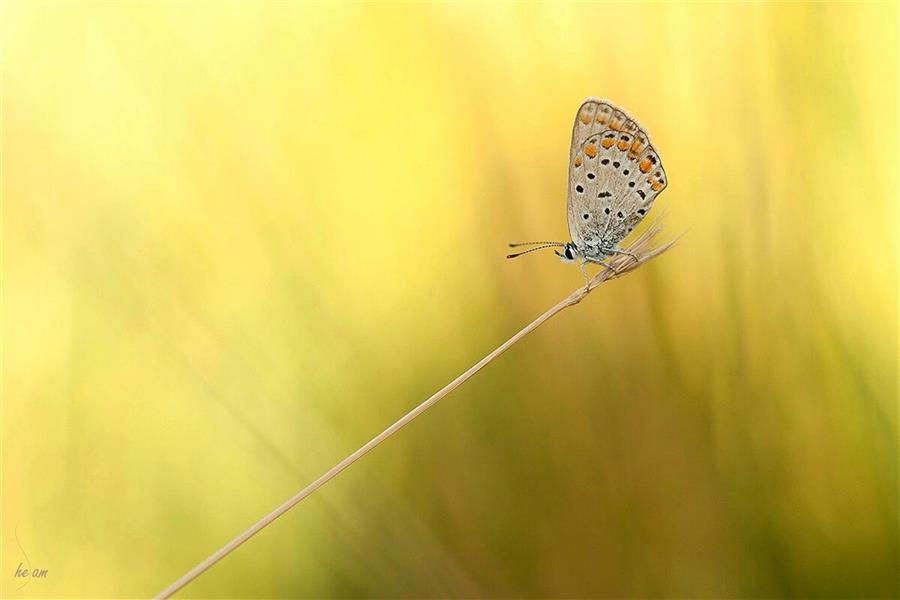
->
(566, 99), (667, 259)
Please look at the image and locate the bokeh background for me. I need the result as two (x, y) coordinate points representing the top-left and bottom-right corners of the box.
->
(3, 2), (897, 598)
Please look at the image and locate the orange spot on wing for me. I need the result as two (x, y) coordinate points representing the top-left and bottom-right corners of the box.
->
(580, 114), (592, 124)
(639, 159), (652, 173)
(617, 139), (630, 150)
(596, 115), (608, 124)
(574, 156), (583, 167)
(651, 179), (664, 191)
(601, 137), (615, 149)
(584, 144), (598, 158)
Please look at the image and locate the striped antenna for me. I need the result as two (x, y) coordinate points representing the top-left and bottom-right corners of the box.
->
(508, 241), (565, 248)
(506, 243), (564, 259)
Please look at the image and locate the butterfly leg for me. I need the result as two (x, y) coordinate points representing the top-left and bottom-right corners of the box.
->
(579, 258), (590, 288)
(610, 246), (639, 266)
(597, 260), (619, 275)
(584, 258), (618, 283)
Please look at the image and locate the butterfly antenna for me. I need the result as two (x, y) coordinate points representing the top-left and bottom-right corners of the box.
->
(506, 243), (563, 259)
(508, 241), (565, 248)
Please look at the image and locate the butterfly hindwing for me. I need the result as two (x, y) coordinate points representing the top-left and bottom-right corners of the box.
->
(567, 98), (666, 257)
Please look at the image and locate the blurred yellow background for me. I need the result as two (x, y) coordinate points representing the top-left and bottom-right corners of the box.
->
(3, 2), (897, 598)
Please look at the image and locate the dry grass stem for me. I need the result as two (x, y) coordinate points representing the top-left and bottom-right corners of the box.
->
(155, 220), (677, 599)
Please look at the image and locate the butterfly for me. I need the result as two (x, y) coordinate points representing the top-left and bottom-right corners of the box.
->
(508, 98), (668, 277)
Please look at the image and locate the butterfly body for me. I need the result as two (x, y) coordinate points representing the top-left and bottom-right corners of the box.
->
(556, 241), (613, 264)
(508, 98), (667, 271)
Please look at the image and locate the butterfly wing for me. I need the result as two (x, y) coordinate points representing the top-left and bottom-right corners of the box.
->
(566, 99), (667, 255)
(601, 145), (667, 249)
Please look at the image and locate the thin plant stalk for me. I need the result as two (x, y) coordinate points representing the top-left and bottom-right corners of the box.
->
(155, 220), (677, 599)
